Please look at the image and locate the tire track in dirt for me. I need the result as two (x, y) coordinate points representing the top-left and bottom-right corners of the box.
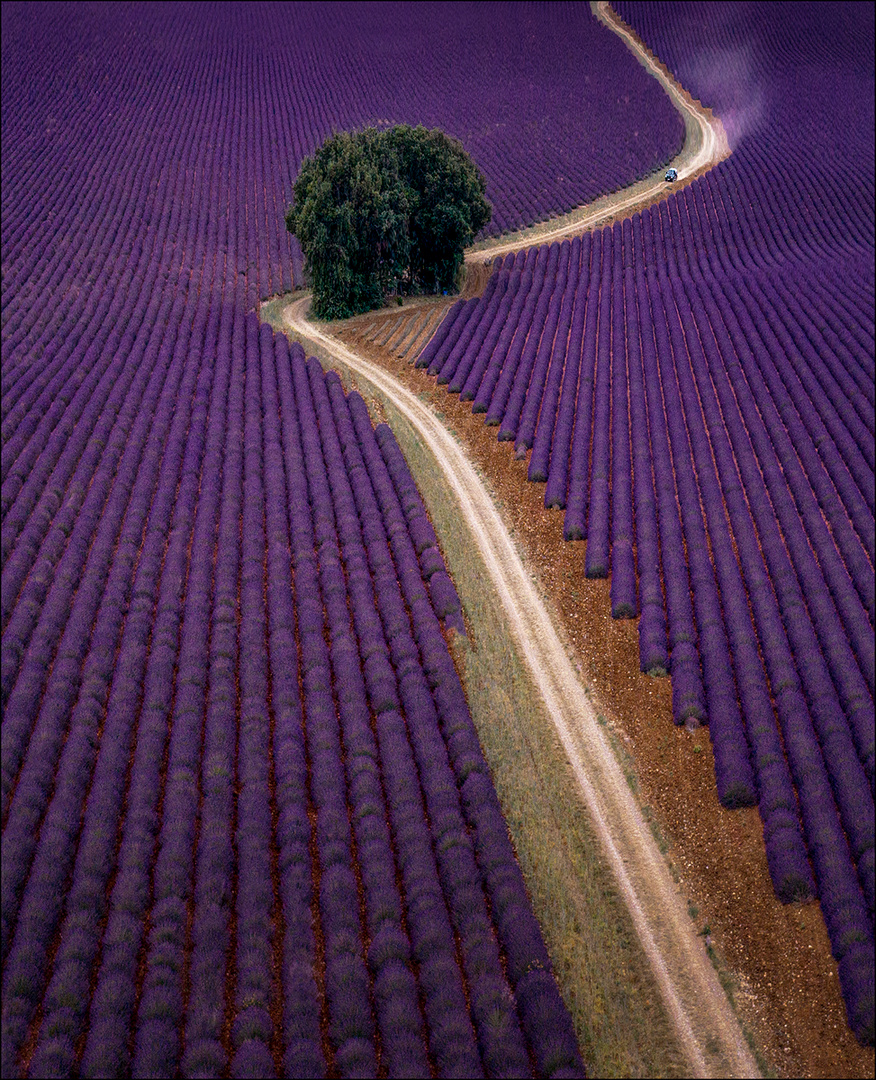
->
(282, 296), (760, 1079)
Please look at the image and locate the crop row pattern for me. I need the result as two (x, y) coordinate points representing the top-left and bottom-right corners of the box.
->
(1, 309), (584, 1078)
(2, 3), (607, 1074)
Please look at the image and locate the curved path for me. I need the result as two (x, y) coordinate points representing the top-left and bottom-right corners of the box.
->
(284, 295), (759, 1080)
(278, 4), (755, 1075)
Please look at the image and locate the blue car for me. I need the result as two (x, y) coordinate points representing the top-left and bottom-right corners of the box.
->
(665, 167), (678, 182)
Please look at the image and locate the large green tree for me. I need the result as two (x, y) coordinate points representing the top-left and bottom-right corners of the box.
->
(285, 125), (491, 319)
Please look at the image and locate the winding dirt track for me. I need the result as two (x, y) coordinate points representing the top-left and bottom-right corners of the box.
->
(467, 1), (730, 262)
(285, 295), (758, 1080)
(280, 5), (758, 1076)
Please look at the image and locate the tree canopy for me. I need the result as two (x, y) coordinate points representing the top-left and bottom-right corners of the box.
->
(285, 125), (491, 319)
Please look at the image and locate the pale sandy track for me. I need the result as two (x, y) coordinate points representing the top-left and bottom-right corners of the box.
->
(283, 297), (760, 1079)
(277, 4), (757, 1073)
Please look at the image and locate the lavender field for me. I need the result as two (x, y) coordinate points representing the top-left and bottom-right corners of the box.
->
(3, 0), (874, 1072)
(419, 0), (875, 1043)
(0, 0), (687, 1075)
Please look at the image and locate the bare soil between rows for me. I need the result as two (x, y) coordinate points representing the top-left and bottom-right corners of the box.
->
(333, 316), (874, 1080)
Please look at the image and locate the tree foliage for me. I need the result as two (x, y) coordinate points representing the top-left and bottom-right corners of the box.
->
(285, 125), (491, 319)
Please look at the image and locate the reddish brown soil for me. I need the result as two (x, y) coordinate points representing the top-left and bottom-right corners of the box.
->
(335, 310), (875, 1080)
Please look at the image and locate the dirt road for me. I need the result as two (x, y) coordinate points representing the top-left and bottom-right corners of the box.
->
(277, 3), (758, 1073)
(283, 295), (761, 1079)
(465, 1), (730, 262)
